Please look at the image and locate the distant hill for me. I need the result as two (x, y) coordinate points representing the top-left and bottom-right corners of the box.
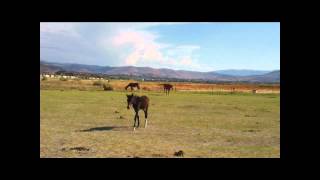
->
(241, 70), (280, 83)
(215, 69), (272, 76)
(40, 61), (280, 83)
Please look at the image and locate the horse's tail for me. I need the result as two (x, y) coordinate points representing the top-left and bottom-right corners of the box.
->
(136, 83), (140, 89)
(125, 85), (129, 90)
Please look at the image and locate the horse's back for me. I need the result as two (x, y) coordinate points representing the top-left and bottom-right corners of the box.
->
(140, 96), (149, 108)
(141, 96), (149, 102)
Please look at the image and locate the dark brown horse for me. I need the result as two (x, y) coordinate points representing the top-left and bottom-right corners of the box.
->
(161, 84), (173, 95)
(125, 83), (140, 91)
(126, 93), (149, 130)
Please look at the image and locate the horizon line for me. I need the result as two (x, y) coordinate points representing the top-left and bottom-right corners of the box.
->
(40, 60), (279, 72)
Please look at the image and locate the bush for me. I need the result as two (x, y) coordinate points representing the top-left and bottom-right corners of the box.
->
(103, 83), (113, 91)
(42, 76), (48, 81)
(60, 77), (68, 81)
(93, 81), (103, 86)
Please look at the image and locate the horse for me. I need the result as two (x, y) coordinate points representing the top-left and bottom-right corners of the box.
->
(126, 93), (149, 131)
(161, 84), (173, 95)
(125, 83), (140, 91)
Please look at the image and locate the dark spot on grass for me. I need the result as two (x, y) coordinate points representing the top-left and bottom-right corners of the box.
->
(234, 106), (244, 111)
(68, 147), (90, 151)
(174, 150), (184, 157)
(242, 129), (260, 133)
(114, 111), (120, 113)
(78, 126), (129, 132)
(119, 116), (125, 119)
(245, 114), (257, 117)
(255, 108), (271, 112)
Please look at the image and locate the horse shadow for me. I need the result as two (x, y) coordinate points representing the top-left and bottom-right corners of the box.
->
(78, 126), (130, 132)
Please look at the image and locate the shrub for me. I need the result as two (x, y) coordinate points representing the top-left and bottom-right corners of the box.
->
(42, 76), (48, 81)
(60, 77), (68, 81)
(103, 83), (113, 91)
(93, 81), (103, 86)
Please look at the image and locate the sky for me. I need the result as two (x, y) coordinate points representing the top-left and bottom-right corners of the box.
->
(40, 22), (280, 72)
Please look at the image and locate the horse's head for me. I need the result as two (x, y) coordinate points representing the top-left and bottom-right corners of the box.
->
(126, 93), (134, 109)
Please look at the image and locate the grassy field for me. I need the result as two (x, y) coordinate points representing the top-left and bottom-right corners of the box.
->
(40, 78), (280, 93)
(40, 84), (280, 158)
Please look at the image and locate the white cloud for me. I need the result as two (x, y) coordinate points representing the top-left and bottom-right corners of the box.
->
(110, 26), (202, 70)
(111, 29), (165, 65)
(40, 22), (206, 71)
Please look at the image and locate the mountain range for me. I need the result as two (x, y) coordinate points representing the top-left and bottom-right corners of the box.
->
(40, 61), (280, 83)
(214, 69), (272, 76)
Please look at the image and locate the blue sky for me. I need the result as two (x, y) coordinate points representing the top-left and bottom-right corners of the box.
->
(40, 22), (280, 72)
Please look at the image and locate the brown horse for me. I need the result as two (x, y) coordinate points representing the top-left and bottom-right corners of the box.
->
(126, 93), (149, 130)
(161, 84), (173, 95)
(125, 83), (140, 91)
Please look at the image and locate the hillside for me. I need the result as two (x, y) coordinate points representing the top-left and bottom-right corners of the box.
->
(40, 61), (280, 83)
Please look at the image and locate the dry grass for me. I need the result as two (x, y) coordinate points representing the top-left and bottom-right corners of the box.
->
(41, 78), (280, 93)
(40, 88), (280, 158)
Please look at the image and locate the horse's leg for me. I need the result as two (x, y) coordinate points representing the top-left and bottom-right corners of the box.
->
(144, 107), (148, 128)
(137, 113), (140, 127)
(133, 114), (137, 127)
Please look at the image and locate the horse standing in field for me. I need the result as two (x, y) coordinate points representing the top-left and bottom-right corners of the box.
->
(125, 83), (140, 91)
(126, 93), (149, 131)
(162, 84), (173, 95)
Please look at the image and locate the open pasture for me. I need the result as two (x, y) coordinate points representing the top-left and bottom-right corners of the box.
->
(40, 78), (280, 93)
(40, 83), (280, 158)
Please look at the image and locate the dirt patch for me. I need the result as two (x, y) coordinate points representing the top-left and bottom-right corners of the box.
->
(242, 129), (260, 133)
(62, 147), (90, 152)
